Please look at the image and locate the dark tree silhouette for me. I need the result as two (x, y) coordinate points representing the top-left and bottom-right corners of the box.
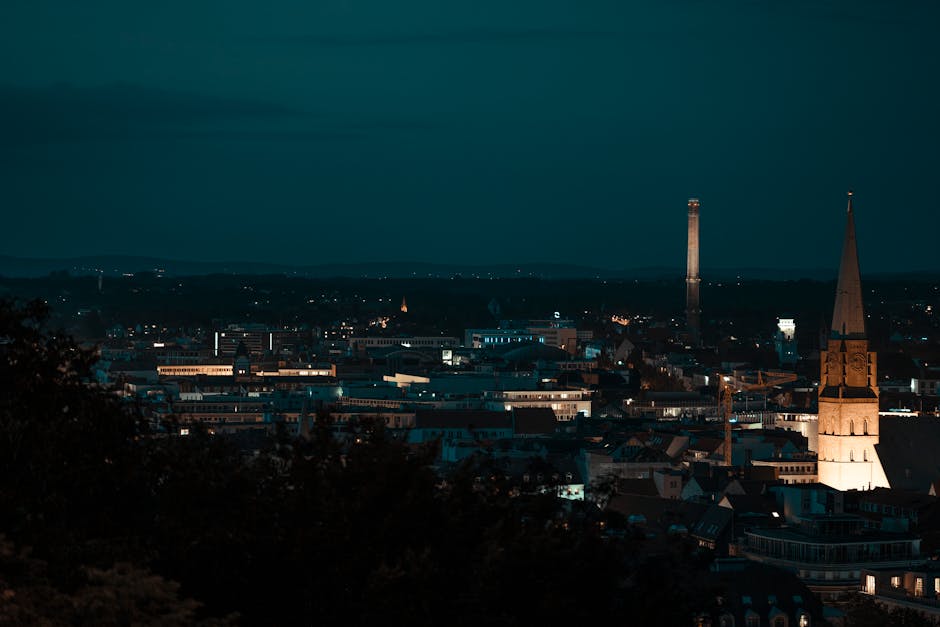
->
(1, 298), (730, 626)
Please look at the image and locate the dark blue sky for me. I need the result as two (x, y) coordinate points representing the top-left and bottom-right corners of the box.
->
(1, 0), (937, 272)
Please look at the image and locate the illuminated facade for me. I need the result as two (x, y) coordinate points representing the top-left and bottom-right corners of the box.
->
(686, 198), (701, 343)
(483, 389), (592, 421)
(776, 318), (798, 365)
(347, 336), (459, 351)
(817, 192), (889, 491)
(465, 328), (538, 348)
(157, 364), (234, 377)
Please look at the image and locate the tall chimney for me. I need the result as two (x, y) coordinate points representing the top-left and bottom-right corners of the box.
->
(686, 198), (701, 343)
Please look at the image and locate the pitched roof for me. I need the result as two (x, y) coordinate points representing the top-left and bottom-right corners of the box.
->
(691, 504), (733, 542)
(689, 437), (724, 454)
(607, 494), (708, 533)
(617, 477), (660, 497)
(512, 407), (557, 435)
(830, 191), (866, 339)
(702, 561), (823, 625)
(721, 494), (778, 516)
(414, 409), (511, 430)
(858, 487), (938, 509)
(875, 417), (940, 492)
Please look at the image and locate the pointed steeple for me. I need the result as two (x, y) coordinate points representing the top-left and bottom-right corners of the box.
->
(830, 191), (866, 339)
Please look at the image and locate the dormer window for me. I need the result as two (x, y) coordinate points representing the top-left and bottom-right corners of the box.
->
(745, 610), (760, 627)
(769, 608), (787, 627)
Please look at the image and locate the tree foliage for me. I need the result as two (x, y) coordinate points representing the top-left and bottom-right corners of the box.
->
(0, 298), (720, 626)
(843, 593), (934, 627)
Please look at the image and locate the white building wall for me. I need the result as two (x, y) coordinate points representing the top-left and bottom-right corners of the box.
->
(817, 398), (889, 491)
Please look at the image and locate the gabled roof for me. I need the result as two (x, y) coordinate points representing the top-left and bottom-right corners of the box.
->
(687, 475), (726, 494)
(720, 494), (778, 516)
(689, 437), (724, 454)
(613, 445), (672, 463)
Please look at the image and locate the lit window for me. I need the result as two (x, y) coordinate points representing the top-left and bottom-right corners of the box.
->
(892, 576), (901, 588)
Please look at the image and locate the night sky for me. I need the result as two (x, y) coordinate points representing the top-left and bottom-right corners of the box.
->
(2, 0), (938, 272)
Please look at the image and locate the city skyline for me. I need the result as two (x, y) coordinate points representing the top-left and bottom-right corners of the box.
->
(2, 1), (939, 272)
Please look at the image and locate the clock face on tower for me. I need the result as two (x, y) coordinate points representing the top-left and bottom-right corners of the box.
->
(851, 353), (866, 372)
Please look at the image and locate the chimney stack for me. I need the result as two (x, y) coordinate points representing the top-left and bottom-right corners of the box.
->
(686, 198), (701, 344)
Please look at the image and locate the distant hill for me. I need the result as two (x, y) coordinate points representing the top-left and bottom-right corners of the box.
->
(0, 254), (928, 281)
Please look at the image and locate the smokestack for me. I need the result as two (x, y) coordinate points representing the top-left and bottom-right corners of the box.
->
(686, 198), (701, 344)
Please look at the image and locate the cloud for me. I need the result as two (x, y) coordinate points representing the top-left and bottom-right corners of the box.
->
(0, 82), (300, 121)
(0, 83), (429, 145)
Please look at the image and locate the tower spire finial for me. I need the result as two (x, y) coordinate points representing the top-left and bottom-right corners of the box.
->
(831, 191), (865, 339)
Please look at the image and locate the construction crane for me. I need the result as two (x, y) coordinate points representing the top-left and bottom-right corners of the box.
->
(719, 370), (799, 466)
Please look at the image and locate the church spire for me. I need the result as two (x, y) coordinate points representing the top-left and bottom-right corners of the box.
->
(830, 191), (866, 339)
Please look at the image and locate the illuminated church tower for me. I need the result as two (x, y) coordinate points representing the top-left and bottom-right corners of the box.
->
(817, 191), (889, 491)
